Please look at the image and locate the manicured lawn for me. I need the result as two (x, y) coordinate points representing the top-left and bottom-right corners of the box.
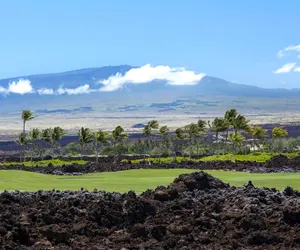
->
(2, 159), (87, 167)
(0, 169), (299, 193)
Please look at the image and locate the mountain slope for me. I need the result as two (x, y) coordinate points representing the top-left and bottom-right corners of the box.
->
(0, 65), (300, 113)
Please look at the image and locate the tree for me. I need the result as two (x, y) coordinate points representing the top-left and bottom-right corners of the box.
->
(40, 127), (65, 158)
(271, 126), (288, 153)
(93, 130), (110, 163)
(111, 126), (128, 163)
(15, 132), (27, 162)
(29, 128), (40, 161)
(173, 128), (185, 162)
(210, 117), (229, 143)
(251, 126), (267, 151)
(78, 127), (93, 160)
(195, 119), (207, 156)
(228, 132), (245, 153)
(224, 109), (238, 143)
(197, 119), (207, 132)
(184, 123), (200, 159)
(272, 126), (288, 138)
(21, 110), (35, 133)
(231, 114), (250, 135)
(53, 126), (66, 157)
(224, 109), (249, 150)
(158, 125), (170, 162)
(41, 128), (54, 159)
(142, 120), (159, 160)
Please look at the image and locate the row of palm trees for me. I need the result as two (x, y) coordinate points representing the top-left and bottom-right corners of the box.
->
(17, 109), (288, 162)
(18, 111), (128, 162)
(77, 126), (127, 162)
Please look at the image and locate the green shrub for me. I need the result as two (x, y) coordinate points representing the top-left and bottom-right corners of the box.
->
(2, 159), (87, 167)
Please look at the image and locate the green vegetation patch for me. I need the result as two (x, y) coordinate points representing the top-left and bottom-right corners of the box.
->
(0, 169), (299, 193)
(2, 159), (87, 167)
(124, 152), (300, 164)
(200, 152), (299, 162)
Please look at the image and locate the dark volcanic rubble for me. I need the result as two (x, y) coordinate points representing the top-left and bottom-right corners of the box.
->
(2, 154), (300, 175)
(1, 171), (300, 249)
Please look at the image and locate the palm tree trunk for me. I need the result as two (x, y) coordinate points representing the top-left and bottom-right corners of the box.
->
(143, 139), (147, 161)
(96, 144), (101, 163)
(23, 120), (26, 134)
(225, 130), (229, 150)
(80, 145), (83, 160)
(173, 139), (177, 163)
(189, 137), (192, 159)
(23, 145), (25, 162)
(31, 147), (33, 162)
(113, 142), (116, 163)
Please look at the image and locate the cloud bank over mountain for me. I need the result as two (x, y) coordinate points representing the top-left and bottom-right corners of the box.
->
(0, 79), (34, 95)
(0, 65), (205, 96)
(99, 64), (206, 92)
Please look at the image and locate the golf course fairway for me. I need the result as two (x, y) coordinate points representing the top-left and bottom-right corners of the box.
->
(0, 169), (299, 193)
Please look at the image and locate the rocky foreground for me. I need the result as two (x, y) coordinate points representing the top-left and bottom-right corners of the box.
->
(1, 172), (300, 249)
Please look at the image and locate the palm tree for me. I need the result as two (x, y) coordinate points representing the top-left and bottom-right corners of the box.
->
(228, 132), (245, 153)
(15, 132), (27, 162)
(21, 110), (35, 133)
(158, 125), (170, 162)
(93, 130), (110, 163)
(251, 126), (267, 152)
(142, 120), (159, 160)
(197, 119), (207, 132)
(173, 128), (185, 162)
(53, 126), (65, 157)
(210, 117), (229, 143)
(195, 119), (207, 156)
(41, 128), (54, 159)
(224, 109), (238, 143)
(272, 126), (288, 138)
(78, 127), (93, 160)
(224, 109), (250, 152)
(184, 123), (200, 159)
(231, 114), (250, 135)
(29, 128), (40, 161)
(111, 125), (128, 163)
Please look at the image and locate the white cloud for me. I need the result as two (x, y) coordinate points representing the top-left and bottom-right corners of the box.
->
(57, 84), (96, 95)
(99, 64), (206, 92)
(0, 86), (8, 94)
(273, 63), (297, 74)
(294, 67), (300, 72)
(37, 88), (54, 95)
(277, 45), (300, 58)
(7, 79), (34, 94)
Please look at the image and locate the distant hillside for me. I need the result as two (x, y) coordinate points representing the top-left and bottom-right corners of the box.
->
(0, 65), (300, 113)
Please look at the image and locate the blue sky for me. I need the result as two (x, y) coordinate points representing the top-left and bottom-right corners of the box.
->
(0, 0), (300, 88)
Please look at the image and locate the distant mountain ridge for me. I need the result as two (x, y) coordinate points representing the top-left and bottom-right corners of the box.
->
(0, 65), (300, 113)
(0, 65), (299, 97)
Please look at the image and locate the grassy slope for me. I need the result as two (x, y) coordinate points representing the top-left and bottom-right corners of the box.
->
(1, 169), (299, 193)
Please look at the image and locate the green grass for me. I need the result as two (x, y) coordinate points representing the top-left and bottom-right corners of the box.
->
(2, 159), (87, 167)
(124, 152), (300, 164)
(0, 169), (299, 193)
